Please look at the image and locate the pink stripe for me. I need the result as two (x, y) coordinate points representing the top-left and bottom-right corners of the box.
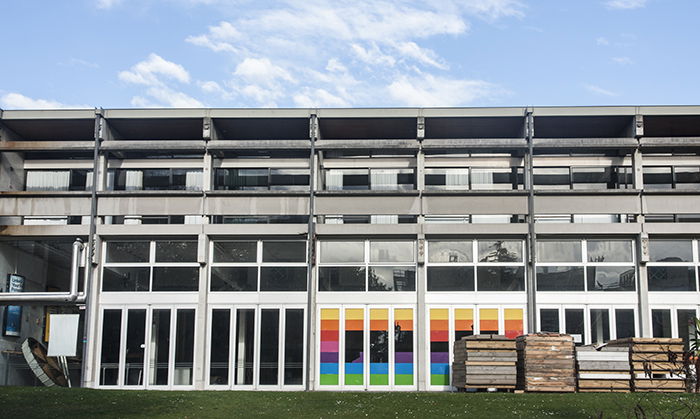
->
(320, 341), (339, 352)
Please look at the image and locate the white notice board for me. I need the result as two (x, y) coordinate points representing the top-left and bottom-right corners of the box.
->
(47, 314), (80, 357)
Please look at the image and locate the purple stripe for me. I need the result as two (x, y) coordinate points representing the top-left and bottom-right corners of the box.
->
(394, 352), (413, 363)
(320, 352), (339, 363)
(431, 352), (449, 363)
(351, 352), (364, 363)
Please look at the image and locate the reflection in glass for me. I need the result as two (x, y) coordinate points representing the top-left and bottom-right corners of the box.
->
(263, 241), (306, 262)
(102, 267), (150, 291)
(586, 266), (636, 291)
(677, 310), (697, 351)
(284, 309), (304, 385)
(174, 309), (195, 385)
(100, 310), (122, 385)
(590, 309), (610, 344)
(149, 309), (171, 386)
(152, 267), (199, 291)
(615, 309), (635, 339)
(259, 309), (280, 385)
(476, 266), (525, 291)
(536, 266), (584, 291)
(124, 309), (146, 386)
(370, 241), (414, 263)
(235, 309), (255, 385)
(270, 169), (310, 191)
(648, 266), (696, 291)
(648, 240), (693, 262)
(155, 241), (197, 262)
(478, 240), (522, 262)
(319, 267), (366, 291)
(326, 169), (369, 190)
(370, 169), (415, 191)
(675, 166), (700, 189)
(106, 242), (149, 263)
(213, 242), (257, 263)
(344, 309), (364, 386)
(210, 309), (230, 385)
(643, 166), (673, 189)
(427, 266), (474, 291)
(539, 309), (559, 333)
(210, 267), (257, 291)
(652, 309), (672, 338)
(587, 240), (632, 263)
(471, 167), (522, 190)
(533, 167), (570, 190)
(565, 309), (585, 345)
(425, 168), (469, 190)
(320, 241), (364, 263)
(537, 241), (581, 263)
(368, 267), (416, 291)
(428, 241), (472, 263)
(260, 267), (307, 291)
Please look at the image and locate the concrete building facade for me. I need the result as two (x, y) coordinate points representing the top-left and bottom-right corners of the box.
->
(0, 106), (699, 390)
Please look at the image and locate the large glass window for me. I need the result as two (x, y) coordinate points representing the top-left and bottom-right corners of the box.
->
(424, 168), (469, 190)
(25, 169), (92, 191)
(111, 168), (202, 191)
(102, 241), (199, 292)
(325, 169), (415, 191)
(644, 166), (700, 190)
(318, 241), (416, 292)
(214, 168), (310, 191)
(536, 239), (636, 292)
(210, 240), (307, 292)
(647, 239), (698, 291)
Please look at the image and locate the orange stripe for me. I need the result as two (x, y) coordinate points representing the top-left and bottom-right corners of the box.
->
(480, 320), (498, 331)
(345, 319), (364, 331)
(430, 319), (449, 331)
(454, 319), (474, 332)
(370, 319), (388, 331)
(321, 319), (339, 331)
(394, 319), (413, 331)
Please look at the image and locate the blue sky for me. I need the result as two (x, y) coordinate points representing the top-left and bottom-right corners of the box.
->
(1, 0), (699, 109)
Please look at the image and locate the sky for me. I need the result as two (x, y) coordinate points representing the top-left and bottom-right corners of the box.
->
(1, 0), (699, 109)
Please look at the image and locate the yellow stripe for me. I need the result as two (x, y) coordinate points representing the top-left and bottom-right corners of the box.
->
(479, 308), (498, 321)
(504, 308), (523, 321)
(394, 308), (413, 321)
(430, 308), (449, 320)
(321, 308), (339, 320)
(455, 308), (473, 321)
(370, 308), (388, 320)
(345, 308), (364, 320)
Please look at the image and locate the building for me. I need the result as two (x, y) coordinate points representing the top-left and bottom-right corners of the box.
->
(0, 106), (699, 390)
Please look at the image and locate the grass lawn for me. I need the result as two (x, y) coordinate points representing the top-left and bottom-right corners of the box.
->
(2, 387), (700, 418)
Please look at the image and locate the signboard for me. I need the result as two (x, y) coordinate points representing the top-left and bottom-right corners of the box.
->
(3, 274), (25, 337)
(47, 314), (80, 357)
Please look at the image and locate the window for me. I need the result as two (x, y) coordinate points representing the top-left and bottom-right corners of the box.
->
(533, 167), (570, 190)
(471, 168), (523, 190)
(25, 169), (91, 191)
(325, 169), (415, 191)
(644, 166), (700, 190)
(425, 168), (469, 190)
(214, 168), (310, 191)
(647, 239), (698, 291)
(426, 240), (525, 292)
(210, 241), (307, 292)
(318, 241), (416, 292)
(538, 307), (636, 345)
(111, 168), (202, 191)
(102, 240), (199, 292)
(534, 166), (632, 190)
(536, 239), (635, 292)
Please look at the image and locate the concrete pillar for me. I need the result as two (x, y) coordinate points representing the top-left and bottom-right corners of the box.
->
(524, 110), (537, 333)
(194, 231), (210, 389)
(637, 232), (651, 337)
(416, 235), (426, 390)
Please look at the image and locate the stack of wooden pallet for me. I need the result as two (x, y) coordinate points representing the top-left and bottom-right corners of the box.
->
(576, 345), (631, 392)
(452, 335), (517, 390)
(516, 333), (576, 392)
(607, 338), (686, 392)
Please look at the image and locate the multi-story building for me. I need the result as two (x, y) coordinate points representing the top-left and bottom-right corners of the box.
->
(0, 106), (699, 390)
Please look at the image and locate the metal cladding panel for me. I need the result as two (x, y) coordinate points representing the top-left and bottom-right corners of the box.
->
(644, 223), (700, 235)
(422, 195), (527, 215)
(0, 225), (89, 236)
(422, 223), (528, 235)
(97, 224), (204, 236)
(535, 223), (641, 235)
(315, 196), (420, 215)
(97, 196), (202, 215)
(205, 196), (309, 215)
(0, 197), (91, 216)
(534, 195), (640, 214)
(644, 195), (700, 214)
(203, 224), (308, 236)
(315, 224), (419, 236)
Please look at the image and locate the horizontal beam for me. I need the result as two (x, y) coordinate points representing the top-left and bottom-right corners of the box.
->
(0, 141), (95, 151)
(533, 138), (638, 148)
(101, 140), (206, 151)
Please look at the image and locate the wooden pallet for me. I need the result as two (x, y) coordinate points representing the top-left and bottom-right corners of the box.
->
(517, 333), (576, 393)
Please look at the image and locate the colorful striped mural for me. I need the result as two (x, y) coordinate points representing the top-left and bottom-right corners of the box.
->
(429, 308), (450, 386)
(319, 308), (339, 385)
(369, 308), (389, 385)
(454, 308), (474, 341)
(479, 308), (499, 335)
(344, 308), (364, 386)
(394, 308), (413, 386)
(504, 308), (524, 339)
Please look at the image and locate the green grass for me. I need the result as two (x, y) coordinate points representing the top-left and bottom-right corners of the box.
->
(1, 387), (700, 418)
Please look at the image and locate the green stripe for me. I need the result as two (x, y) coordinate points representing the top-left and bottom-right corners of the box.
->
(394, 374), (413, 386)
(430, 374), (450, 386)
(319, 374), (339, 386)
(369, 374), (389, 386)
(344, 374), (363, 386)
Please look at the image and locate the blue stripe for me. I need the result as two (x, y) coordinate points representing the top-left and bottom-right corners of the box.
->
(320, 363), (339, 374)
(430, 363), (449, 375)
(370, 363), (388, 374)
(344, 363), (363, 375)
(395, 363), (413, 375)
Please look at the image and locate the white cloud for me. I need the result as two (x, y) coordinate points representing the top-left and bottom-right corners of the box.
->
(605, 0), (647, 10)
(325, 58), (347, 73)
(185, 21), (241, 53)
(351, 43), (396, 67)
(0, 93), (87, 109)
(293, 88), (351, 108)
(118, 53), (191, 86)
(596, 37), (610, 46)
(387, 74), (504, 107)
(585, 84), (618, 97)
(96, 0), (122, 9)
(146, 87), (204, 107)
(233, 57), (295, 85)
(393, 42), (448, 70)
(612, 56), (634, 65)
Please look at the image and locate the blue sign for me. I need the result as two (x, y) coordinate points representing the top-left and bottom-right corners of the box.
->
(3, 274), (25, 337)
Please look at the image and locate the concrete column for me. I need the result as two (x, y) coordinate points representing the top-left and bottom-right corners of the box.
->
(416, 235), (426, 391)
(83, 234), (103, 388)
(637, 232), (651, 337)
(194, 231), (210, 389)
(524, 110), (537, 333)
(305, 114), (318, 390)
